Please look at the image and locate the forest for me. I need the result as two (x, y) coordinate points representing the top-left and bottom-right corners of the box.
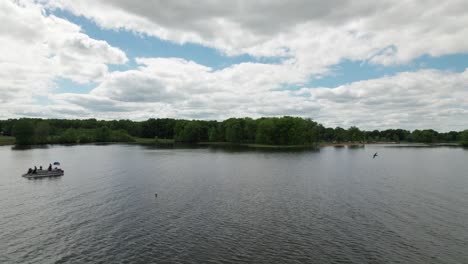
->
(0, 117), (467, 146)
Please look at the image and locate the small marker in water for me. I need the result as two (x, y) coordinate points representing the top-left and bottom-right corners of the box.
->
(155, 193), (158, 198)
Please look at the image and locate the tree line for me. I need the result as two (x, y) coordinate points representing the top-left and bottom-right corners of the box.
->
(0, 117), (467, 146)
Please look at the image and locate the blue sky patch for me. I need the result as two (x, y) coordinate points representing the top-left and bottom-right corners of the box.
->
(311, 54), (468, 88)
(53, 78), (97, 94)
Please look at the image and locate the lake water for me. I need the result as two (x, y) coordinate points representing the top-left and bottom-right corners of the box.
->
(1, 144), (467, 263)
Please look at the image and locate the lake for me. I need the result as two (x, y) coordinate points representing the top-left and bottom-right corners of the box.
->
(1, 144), (467, 263)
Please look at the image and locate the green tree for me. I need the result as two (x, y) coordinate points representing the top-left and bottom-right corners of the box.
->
(35, 121), (50, 144)
(77, 129), (94, 143)
(256, 119), (275, 144)
(459, 130), (468, 147)
(224, 118), (243, 143)
(110, 129), (134, 142)
(95, 127), (111, 142)
(348, 126), (364, 142)
(334, 127), (348, 142)
(411, 129), (438, 143)
(208, 125), (224, 142)
(61, 128), (78, 144)
(305, 124), (320, 144)
(175, 121), (202, 143)
(13, 119), (35, 145)
(0, 119), (15, 136)
(288, 119), (306, 145)
(243, 117), (257, 143)
(322, 127), (336, 142)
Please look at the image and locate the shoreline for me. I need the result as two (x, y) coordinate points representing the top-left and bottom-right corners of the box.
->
(0, 136), (15, 146)
(1, 136), (463, 149)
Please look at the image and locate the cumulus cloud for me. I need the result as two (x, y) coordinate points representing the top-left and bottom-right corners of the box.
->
(87, 57), (308, 103)
(2, 0), (468, 131)
(0, 0), (127, 106)
(49, 57), (468, 131)
(306, 69), (468, 131)
(50, 58), (314, 118)
(45, 0), (468, 69)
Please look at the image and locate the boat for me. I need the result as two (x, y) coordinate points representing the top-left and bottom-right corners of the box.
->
(22, 161), (64, 179)
(22, 169), (64, 179)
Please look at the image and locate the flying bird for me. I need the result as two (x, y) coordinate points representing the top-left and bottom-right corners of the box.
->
(373, 152), (378, 159)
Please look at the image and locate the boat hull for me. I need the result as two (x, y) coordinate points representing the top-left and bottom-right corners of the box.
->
(22, 170), (64, 179)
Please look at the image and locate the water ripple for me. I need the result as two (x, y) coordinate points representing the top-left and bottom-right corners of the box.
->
(0, 145), (467, 263)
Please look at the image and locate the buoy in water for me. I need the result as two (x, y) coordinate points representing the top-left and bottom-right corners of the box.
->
(155, 193), (158, 198)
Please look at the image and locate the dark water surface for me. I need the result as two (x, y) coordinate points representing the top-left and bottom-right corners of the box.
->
(1, 144), (467, 263)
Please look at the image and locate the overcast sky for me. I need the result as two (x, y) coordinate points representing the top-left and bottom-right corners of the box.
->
(1, 0), (467, 131)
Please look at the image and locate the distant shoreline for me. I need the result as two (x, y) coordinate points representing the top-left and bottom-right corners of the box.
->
(3, 137), (463, 149)
(3, 117), (467, 147)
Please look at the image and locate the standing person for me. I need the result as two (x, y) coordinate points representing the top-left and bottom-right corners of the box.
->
(39, 166), (43, 170)
(48, 164), (52, 171)
(33, 166), (37, 174)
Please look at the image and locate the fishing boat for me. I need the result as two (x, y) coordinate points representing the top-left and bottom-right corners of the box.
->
(22, 169), (64, 179)
(22, 162), (64, 179)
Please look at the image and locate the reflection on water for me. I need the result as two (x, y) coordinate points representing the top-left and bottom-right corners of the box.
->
(0, 144), (467, 263)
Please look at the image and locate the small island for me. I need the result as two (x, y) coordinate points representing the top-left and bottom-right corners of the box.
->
(1, 117), (467, 148)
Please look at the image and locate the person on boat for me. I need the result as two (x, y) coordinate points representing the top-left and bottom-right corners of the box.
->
(32, 166), (37, 174)
(48, 164), (52, 171)
(27, 168), (32, 174)
(39, 166), (43, 170)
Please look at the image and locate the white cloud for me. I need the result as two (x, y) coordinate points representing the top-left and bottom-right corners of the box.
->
(305, 69), (468, 131)
(0, 0), (127, 106)
(2, 0), (468, 132)
(41, 57), (316, 120)
(47, 57), (468, 131)
(88, 57), (308, 103)
(44, 0), (468, 70)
